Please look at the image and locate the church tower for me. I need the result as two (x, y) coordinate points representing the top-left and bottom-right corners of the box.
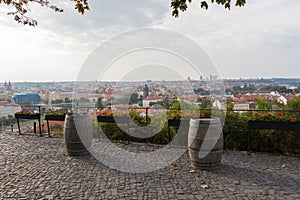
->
(143, 84), (149, 98)
(4, 80), (12, 91)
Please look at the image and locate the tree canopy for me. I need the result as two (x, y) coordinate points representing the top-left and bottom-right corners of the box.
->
(1, 0), (246, 26)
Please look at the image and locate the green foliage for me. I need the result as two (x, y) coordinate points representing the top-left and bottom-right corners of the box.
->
(95, 98), (104, 110)
(260, 85), (293, 93)
(228, 84), (257, 94)
(49, 124), (63, 135)
(223, 111), (300, 154)
(255, 98), (272, 110)
(45, 107), (68, 116)
(197, 97), (212, 109)
(129, 93), (139, 104)
(3, 0), (247, 26)
(96, 103), (300, 155)
(170, 100), (181, 110)
(149, 97), (171, 109)
(226, 99), (234, 111)
(194, 88), (210, 95)
(223, 111), (249, 151)
(171, 0), (246, 17)
(65, 97), (72, 103)
(129, 109), (150, 126)
(287, 96), (300, 110)
(50, 124), (63, 131)
(0, 116), (15, 127)
(2, 0), (89, 26)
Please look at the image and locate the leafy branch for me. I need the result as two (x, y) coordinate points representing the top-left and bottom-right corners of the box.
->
(1, 0), (89, 27)
(171, 0), (246, 17)
(1, 0), (247, 26)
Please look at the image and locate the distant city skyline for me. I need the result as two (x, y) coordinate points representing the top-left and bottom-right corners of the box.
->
(0, 0), (300, 81)
(0, 77), (300, 83)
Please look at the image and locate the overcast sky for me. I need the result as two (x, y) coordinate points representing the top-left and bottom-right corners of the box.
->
(0, 0), (299, 82)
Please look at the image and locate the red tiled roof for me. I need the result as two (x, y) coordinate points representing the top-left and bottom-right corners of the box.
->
(0, 101), (10, 105)
(143, 96), (163, 101)
(282, 94), (296, 100)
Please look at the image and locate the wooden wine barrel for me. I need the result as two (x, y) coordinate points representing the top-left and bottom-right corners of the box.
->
(188, 118), (223, 169)
(64, 113), (92, 156)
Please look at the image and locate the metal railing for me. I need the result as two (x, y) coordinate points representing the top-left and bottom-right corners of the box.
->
(3, 104), (300, 154)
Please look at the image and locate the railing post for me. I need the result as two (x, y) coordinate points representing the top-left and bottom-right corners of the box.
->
(33, 122), (36, 134)
(145, 107), (148, 144)
(38, 106), (42, 137)
(146, 107), (148, 123)
(16, 117), (21, 134)
(247, 129), (250, 153)
(168, 120), (171, 143)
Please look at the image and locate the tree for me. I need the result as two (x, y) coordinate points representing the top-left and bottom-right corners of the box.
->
(1, 0), (246, 26)
(286, 96), (300, 111)
(197, 97), (212, 109)
(64, 97), (72, 103)
(129, 93), (139, 104)
(170, 100), (181, 110)
(226, 99), (234, 111)
(255, 99), (272, 110)
(95, 98), (104, 110)
(296, 86), (300, 93)
(1, 0), (89, 26)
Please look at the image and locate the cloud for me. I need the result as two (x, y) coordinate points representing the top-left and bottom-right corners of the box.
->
(30, 0), (169, 33)
(17, 0), (171, 53)
(0, 0), (171, 81)
(152, 0), (300, 78)
(1, 0), (300, 81)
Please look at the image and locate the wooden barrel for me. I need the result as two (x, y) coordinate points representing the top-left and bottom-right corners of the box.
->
(188, 118), (223, 169)
(64, 113), (93, 156)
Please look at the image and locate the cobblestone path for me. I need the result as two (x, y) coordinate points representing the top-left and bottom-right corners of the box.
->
(0, 132), (299, 199)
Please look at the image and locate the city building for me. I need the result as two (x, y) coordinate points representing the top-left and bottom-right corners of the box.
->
(0, 101), (21, 117)
(142, 96), (163, 107)
(0, 92), (9, 101)
(12, 93), (41, 104)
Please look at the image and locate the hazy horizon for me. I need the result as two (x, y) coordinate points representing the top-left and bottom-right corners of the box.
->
(2, 76), (300, 84)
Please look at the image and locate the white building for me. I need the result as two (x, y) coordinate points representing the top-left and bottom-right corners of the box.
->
(276, 95), (288, 105)
(142, 96), (163, 107)
(0, 102), (22, 117)
(212, 97), (227, 110)
(0, 92), (9, 101)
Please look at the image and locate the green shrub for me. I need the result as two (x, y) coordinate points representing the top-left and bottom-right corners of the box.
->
(94, 110), (300, 155)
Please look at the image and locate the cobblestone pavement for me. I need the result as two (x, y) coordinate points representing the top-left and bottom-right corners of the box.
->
(0, 132), (299, 200)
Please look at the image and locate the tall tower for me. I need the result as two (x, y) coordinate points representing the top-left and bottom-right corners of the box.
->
(8, 81), (11, 90)
(4, 81), (12, 91)
(143, 84), (149, 98)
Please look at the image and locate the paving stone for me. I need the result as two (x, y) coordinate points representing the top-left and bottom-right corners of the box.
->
(0, 132), (299, 199)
